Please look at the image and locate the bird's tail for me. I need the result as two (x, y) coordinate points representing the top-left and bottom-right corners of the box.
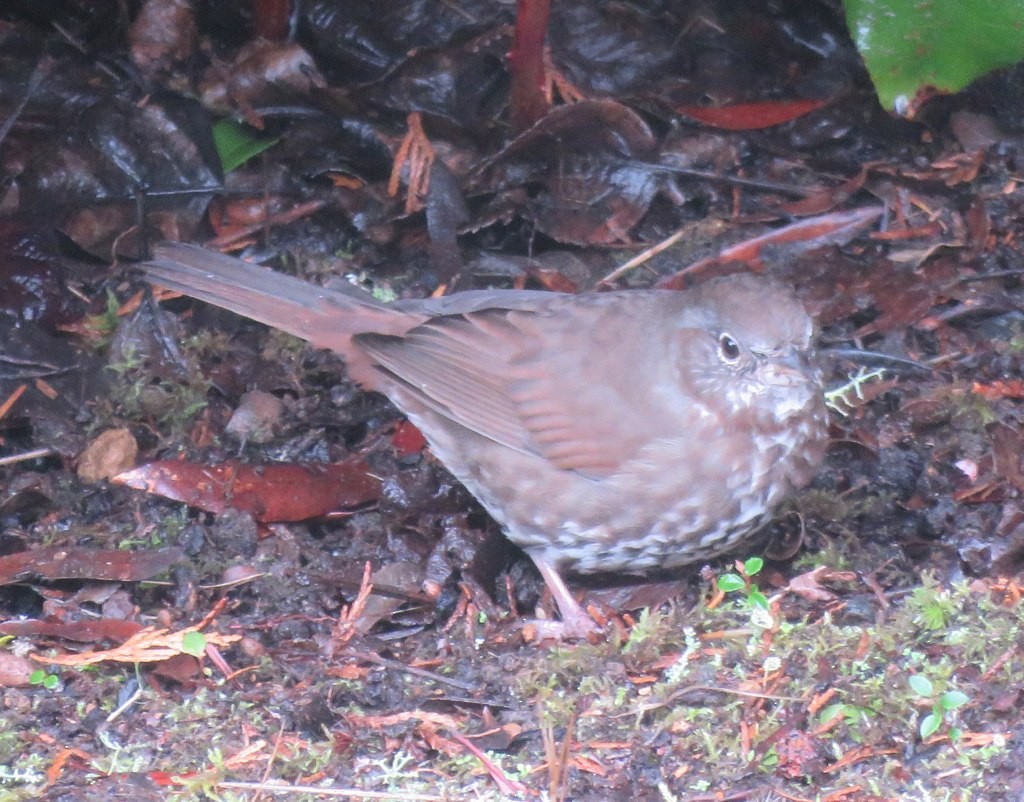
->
(142, 243), (418, 350)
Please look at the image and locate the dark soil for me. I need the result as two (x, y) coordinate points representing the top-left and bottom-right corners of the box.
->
(1, 2), (1023, 800)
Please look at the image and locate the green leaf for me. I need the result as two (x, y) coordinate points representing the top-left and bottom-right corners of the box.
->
(743, 557), (764, 576)
(717, 574), (746, 593)
(845, 0), (1024, 114)
(759, 748), (779, 768)
(818, 703), (846, 726)
(940, 690), (969, 711)
(212, 119), (281, 173)
(29, 669), (47, 685)
(181, 630), (207, 658)
(908, 674), (933, 697)
(748, 589), (770, 611)
(920, 711), (941, 739)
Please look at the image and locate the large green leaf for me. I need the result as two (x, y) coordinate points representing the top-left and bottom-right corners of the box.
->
(845, 0), (1024, 114)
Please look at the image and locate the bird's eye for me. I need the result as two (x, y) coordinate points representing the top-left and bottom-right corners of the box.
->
(718, 333), (741, 364)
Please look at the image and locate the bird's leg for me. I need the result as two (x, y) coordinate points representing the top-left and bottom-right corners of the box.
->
(528, 556), (601, 639)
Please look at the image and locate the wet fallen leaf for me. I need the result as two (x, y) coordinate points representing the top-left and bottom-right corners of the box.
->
(787, 567), (858, 603)
(352, 561), (426, 634)
(0, 618), (142, 643)
(114, 459), (382, 522)
(676, 99), (827, 130)
(149, 653), (203, 683)
(657, 206), (884, 288)
(199, 40), (326, 127)
(714, 207), (883, 265)
(0, 546), (183, 586)
(474, 100), (658, 245)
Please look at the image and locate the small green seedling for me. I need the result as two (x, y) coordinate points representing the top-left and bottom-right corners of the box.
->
(717, 557), (771, 621)
(909, 674), (969, 741)
(29, 669), (60, 690)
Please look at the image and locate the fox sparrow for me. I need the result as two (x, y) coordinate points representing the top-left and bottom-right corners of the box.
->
(144, 244), (829, 636)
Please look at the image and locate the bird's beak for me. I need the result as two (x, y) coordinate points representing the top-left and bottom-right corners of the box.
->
(762, 348), (817, 387)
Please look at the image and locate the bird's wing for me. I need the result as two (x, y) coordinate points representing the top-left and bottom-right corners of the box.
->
(355, 293), (692, 478)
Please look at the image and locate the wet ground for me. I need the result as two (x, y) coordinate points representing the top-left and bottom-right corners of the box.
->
(1, 2), (1024, 800)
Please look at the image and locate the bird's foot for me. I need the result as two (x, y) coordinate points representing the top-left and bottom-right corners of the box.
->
(523, 555), (605, 641)
(521, 610), (603, 642)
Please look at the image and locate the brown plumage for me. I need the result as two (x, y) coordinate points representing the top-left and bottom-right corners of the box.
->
(143, 243), (828, 636)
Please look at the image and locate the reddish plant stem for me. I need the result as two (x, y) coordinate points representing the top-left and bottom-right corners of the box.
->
(508, 0), (550, 133)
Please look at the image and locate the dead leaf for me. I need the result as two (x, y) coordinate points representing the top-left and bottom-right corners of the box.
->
(33, 625), (240, 666)
(787, 567), (857, 603)
(114, 459), (381, 522)
(0, 546), (183, 586)
(78, 428), (138, 483)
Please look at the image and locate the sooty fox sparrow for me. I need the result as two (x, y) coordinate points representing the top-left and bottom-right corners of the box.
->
(144, 244), (829, 636)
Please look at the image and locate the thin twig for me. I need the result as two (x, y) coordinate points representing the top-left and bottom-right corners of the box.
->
(339, 649), (479, 693)
(216, 782), (442, 800)
(0, 448), (55, 468)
